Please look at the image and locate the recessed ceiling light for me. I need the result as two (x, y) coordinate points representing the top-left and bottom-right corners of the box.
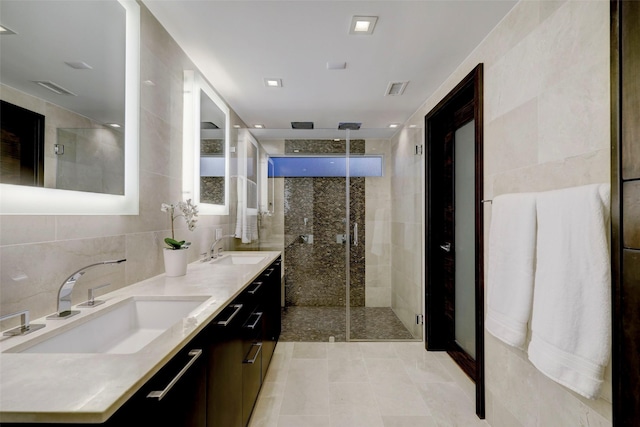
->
(253, 124), (265, 129)
(349, 16), (378, 35)
(385, 81), (408, 96)
(409, 124), (418, 128)
(333, 139), (341, 142)
(388, 123), (400, 129)
(0, 25), (16, 35)
(233, 124), (241, 129)
(143, 79), (156, 86)
(106, 123), (121, 128)
(264, 78), (282, 88)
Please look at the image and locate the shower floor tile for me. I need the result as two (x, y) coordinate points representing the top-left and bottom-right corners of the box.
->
(280, 306), (415, 342)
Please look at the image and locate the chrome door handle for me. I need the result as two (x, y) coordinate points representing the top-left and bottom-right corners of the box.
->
(440, 242), (451, 252)
(353, 223), (358, 247)
(147, 349), (202, 401)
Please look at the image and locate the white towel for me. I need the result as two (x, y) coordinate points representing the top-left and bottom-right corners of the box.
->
(234, 176), (247, 242)
(485, 192), (537, 349)
(234, 176), (258, 244)
(528, 183), (611, 399)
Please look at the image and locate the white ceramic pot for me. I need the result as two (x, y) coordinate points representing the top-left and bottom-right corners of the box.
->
(163, 247), (189, 277)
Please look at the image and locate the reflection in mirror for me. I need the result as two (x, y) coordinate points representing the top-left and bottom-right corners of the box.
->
(183, 70), (229, 215)
(259, 153), (274, 215)
(0, 0), (140, 214)
(246, 134), (258, 212)
(0, 0), (125, 195)
(199, 89), (225, 205)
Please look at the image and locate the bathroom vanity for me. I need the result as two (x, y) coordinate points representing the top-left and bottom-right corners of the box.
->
(0, 251), (282, 426)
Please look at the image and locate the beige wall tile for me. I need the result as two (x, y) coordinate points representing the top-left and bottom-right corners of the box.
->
(484, 99), (538, 176)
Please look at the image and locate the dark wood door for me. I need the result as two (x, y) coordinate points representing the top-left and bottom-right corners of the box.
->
(438, 100), (477, 380)
(426, 64), (485, 418)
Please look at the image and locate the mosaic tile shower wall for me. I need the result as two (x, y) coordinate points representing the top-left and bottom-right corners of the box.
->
(283, 140), (366, 308)
(200, 138), (224, 205)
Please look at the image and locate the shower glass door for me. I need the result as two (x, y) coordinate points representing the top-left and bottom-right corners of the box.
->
(345, 128), (422, 341)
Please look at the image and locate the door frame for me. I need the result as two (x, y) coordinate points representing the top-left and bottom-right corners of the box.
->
(424, 64), (485, 418)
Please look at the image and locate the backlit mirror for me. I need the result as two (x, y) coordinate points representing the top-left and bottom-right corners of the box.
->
(0, 0), (140, 214)
(183, 70), (230, 215)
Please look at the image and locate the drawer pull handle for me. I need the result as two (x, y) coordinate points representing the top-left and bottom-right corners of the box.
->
(263, 268), (275, 277)
(217, 304), (243, 326)
(248, 282), (262, 295)
(147, 349), (202, 401)
(244, 343), (262, 364)
(244, 312), (263, 330)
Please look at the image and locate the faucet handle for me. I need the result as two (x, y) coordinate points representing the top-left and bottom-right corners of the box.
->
(78, 283), (111, 308)
(1, 310), (45, 336)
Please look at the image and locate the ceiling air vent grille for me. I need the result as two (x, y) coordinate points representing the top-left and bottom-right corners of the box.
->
(33, 80), (77, 96)
(385, 81), (408, 96)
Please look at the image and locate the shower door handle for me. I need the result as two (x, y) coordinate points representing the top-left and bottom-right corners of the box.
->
(353, 223), (358, 247)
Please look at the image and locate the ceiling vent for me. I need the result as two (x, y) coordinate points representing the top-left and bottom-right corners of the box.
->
(338, 122), (361, 130)
(385, 81), (408, 96)
(291, 121), (314, 129)
(32, 80), (77, 96)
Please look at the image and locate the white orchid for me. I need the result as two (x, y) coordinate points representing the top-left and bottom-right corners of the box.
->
(162, 199), (199, 249)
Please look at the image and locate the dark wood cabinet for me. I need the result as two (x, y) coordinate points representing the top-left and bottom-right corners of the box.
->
(206, 256), (282, 427)
(132, 344), (207, 427)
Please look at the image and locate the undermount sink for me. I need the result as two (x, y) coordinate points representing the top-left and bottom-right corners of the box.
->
(212, 254), (266, 265)
(9, 296), (209, 354)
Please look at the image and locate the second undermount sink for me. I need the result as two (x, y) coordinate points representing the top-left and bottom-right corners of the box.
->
(212, 254), (266, 265)
(9, 296), (209, 354)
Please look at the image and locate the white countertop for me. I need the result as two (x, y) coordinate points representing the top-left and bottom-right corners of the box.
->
(0, 251), (281, 424)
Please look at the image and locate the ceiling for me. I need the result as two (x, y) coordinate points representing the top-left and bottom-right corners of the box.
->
(143, 0), (517, 139)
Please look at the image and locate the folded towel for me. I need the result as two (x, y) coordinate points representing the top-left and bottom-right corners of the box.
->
(528, 183), (611, 399)
(485, 192), (537, 349)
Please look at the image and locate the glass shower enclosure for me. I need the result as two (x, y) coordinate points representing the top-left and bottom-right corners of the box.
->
(254, 127), (423, 342)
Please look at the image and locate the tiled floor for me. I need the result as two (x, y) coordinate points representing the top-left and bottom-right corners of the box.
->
(249, 342), (489, 427)
(280, 306), (415, 341)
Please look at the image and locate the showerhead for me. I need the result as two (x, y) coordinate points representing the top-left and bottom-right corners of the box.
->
(338, 122), (361, 130)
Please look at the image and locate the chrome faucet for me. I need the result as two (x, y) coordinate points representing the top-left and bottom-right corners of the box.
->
(47, 259), (126, 320)
(210, 235), (234, 259)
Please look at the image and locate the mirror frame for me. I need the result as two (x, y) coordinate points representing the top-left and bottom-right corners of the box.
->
(0, 0), (140, 215)
(183, 70), (230, 215)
